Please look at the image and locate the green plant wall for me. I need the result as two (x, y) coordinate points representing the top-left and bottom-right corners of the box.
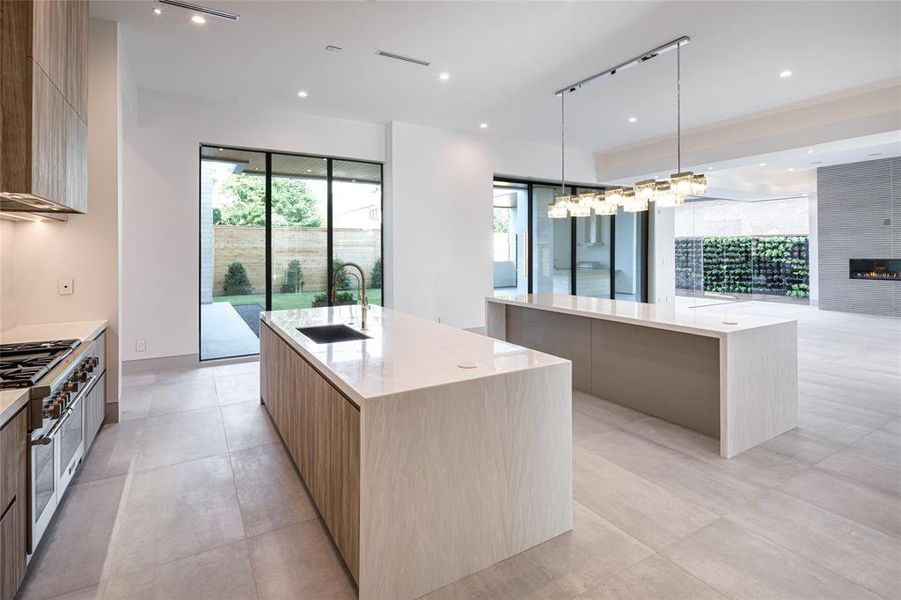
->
(675, 236), (809, 298)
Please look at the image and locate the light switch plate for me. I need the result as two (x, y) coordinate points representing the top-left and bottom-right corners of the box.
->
(58, 278), (74, 295)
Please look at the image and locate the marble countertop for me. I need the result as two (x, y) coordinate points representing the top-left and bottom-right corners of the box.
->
(1, 320), (108, 344)
(0, 320), (108, 425)
(487, 294), (795, 338)
(261, 306), (568, 405)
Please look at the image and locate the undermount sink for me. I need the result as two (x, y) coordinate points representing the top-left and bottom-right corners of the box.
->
(297, 324), (370, 344)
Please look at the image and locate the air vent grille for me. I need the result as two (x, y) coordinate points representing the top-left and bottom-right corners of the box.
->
(376, 50), (430, 67)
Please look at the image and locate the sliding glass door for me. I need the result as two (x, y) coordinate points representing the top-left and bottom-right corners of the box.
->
(200, 145), (383, 361)
(493, 177), (648, 302)
(493, 182), (529, 294)
(532, 184), (572, 294)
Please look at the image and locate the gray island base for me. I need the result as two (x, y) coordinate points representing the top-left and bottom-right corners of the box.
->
(486, 294), (798, 458)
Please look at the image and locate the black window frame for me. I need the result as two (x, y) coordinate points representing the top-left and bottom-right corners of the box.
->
(493, 176), (648, 302)
(198, 143), (385, 361)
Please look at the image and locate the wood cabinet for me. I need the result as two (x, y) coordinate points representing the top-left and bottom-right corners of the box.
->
(1, 0), (89, 212)
(0, 409), (27, 600)
(260, 323), (360, 582)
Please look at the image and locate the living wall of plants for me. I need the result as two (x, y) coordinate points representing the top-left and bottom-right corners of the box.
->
(675, 235), (809, 298)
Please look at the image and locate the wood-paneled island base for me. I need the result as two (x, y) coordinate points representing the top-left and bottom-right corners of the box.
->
(486, 294), (799, 458)
(260, 306), (572, 600)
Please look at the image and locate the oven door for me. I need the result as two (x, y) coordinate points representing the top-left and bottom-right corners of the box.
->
(30, 422), (58, 553)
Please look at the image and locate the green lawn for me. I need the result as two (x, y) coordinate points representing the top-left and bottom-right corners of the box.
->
(214, 288), (382, 311)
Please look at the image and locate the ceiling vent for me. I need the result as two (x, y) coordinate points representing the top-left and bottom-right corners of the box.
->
(375, 50), (430, 67)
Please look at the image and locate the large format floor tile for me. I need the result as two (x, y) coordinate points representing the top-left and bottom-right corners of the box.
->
(230, 442), (318, 537)
(575, 554), (727, 600)
(216, 372), (261, 406)
(246, 520), (356, 600)
(221, 401), (280, 452)
(663, 519), (882, 600)
(148, 379), (219, 416)
(134, 406), (228, 471)
(104, 454), (246, 579)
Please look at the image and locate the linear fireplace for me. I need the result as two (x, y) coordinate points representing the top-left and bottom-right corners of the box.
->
(849, 259), (901, 281)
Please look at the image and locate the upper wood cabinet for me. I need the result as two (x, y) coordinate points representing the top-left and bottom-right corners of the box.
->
(0, 0), (89, 213)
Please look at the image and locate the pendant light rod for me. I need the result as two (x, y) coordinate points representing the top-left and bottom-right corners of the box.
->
(561, 92), (566, 194)
(554, 36), (690, 96)
(677, 41), (681, 173)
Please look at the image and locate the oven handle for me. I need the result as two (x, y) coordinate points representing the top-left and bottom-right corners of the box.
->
(31, 374), (97, 447)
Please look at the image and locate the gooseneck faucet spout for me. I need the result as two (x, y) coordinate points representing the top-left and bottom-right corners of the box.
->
(331, 262), (370, 330)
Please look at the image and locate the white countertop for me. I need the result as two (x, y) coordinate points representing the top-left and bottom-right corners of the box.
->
(487, 294), (795, 338)
(0, 320), (108, 344)
(0, 320), (108, 424)
(261, 306), (568, 405)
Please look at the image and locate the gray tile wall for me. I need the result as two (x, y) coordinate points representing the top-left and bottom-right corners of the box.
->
(817, 157), (900, 317)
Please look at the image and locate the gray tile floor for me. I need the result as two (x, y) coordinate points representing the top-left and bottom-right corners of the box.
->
(19, 302), (901, 599)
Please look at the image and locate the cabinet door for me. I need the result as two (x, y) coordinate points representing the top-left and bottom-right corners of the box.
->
(0, 410), (27, 600)
(31, 0), (65, 89)
(64, 104), (87, 212)
(84, 375), (106, 452)
(30, 62), (67, 204)
(63, 0), (88, 121)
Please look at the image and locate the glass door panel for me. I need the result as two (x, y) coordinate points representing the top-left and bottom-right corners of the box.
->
(532, 185), (571, 294)
(492, 183), (529, 295)
(574, 188), (611, 298)
(614, 211), (647, 301)
(271, 154), (329, 311)
(332, 160), (383, 306)
(200, 146), (267, 360)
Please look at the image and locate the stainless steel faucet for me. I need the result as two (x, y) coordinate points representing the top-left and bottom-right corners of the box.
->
(331, 262), (370, 330)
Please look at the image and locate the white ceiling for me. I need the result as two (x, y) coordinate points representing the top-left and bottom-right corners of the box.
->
(92, 1), (901, 152)
(613, 131), (901, 201)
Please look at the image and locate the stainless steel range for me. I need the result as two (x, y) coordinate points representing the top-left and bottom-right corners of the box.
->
(0, 335), (106, 554)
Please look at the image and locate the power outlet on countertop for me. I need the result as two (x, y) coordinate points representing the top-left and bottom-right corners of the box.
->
(58, 278), (74, 295)
(135, 339), (146, 352)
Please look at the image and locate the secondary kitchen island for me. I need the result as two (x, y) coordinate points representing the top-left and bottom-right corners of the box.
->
(486, 294), (798, 458)
(260, 305), (572, 600)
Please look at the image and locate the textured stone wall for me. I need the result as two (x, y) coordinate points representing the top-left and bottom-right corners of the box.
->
(818, 158), (900, 317)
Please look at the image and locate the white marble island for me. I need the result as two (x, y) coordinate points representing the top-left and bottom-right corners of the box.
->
(259, 305), (572, 600)
(486, 294), (798, 458)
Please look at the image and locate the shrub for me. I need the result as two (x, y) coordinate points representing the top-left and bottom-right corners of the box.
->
(280, 259), (303, 293)
(370, 257), (383, 288)
(312, 291), (355, 306)
(223, 261), (253, 295)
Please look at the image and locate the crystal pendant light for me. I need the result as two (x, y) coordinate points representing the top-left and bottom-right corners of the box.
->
(690, 173), (708, 195)
(635, 179), (657, 205)
(569, 193), (593, 217)
(622, 188), (648, 213)
(548, 195), (570, 218)
(605, 187), (625, 206)
(654, 181), (684, 208)
(593, 193), (618, 216)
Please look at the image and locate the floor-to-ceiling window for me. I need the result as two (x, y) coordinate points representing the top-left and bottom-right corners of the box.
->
(199, 145), (383, 360)
(493, 182), (529, 294)
(494, 178), (648, 301)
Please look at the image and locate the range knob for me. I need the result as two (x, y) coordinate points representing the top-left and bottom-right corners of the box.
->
(55, 392), (70, 408)
(43, 402), (63, 419)
(63, 381), (78, 393)
(73, 370), (87, 382)
(84, 361), (95, 373)
(89, 357), (100, 368)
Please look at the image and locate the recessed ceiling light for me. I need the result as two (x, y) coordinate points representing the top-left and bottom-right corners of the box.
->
(788, 167), (795, 172)
(153, 6), (163, 15)
(439, 72), (450, 81)
(779, 70), (792, 79)
(191, 14), (206, 24)
(306, 169), (312, 173)
(759, 162), (767, 167)
(707, 166), (714, 171)
(868, 152), (883, 157)
(479, 122), (488, 129)
(297, 90), (309, 98)
(807, 149), (814, 154)
(628, 116), (638, 123)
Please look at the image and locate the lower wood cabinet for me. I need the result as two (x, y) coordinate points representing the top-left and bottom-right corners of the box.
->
(260, 323), (360, 581)
(0, 409), (27, 600)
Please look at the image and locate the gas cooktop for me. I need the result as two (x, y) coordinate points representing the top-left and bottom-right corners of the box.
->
(0, 340), (81, 389)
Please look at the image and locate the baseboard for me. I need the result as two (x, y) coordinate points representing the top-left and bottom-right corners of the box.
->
(464, 326), (487, 335)
(104, 401), (119, 424)
(122, 352), (259, 374)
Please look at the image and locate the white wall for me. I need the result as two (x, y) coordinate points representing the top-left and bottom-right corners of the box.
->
(649, 206), (675, 305)
(5, 19), (123, 406)
(386, 121), (599, 329)
(122, 90), (385, 361)
(0, 221), (14, 329)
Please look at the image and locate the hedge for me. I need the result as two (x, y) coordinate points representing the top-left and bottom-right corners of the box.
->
(675, 235), (809, 298)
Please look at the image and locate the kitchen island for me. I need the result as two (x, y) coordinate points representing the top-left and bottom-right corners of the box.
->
(486, 294), (798, 458)
(259, 305), (572, 600)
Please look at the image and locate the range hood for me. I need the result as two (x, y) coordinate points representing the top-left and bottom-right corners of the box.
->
(0, 193), (73, 221)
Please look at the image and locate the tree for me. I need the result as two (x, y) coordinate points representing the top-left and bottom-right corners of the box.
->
(223, 261), (253, 295)
(493, 208), (509, 233)
(218, 174), (322, 226)
(370, 258), (383, 288)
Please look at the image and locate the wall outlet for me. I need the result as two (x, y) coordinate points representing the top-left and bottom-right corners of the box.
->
(58, 278), (74, 295)
(135, 339), (146, 352)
